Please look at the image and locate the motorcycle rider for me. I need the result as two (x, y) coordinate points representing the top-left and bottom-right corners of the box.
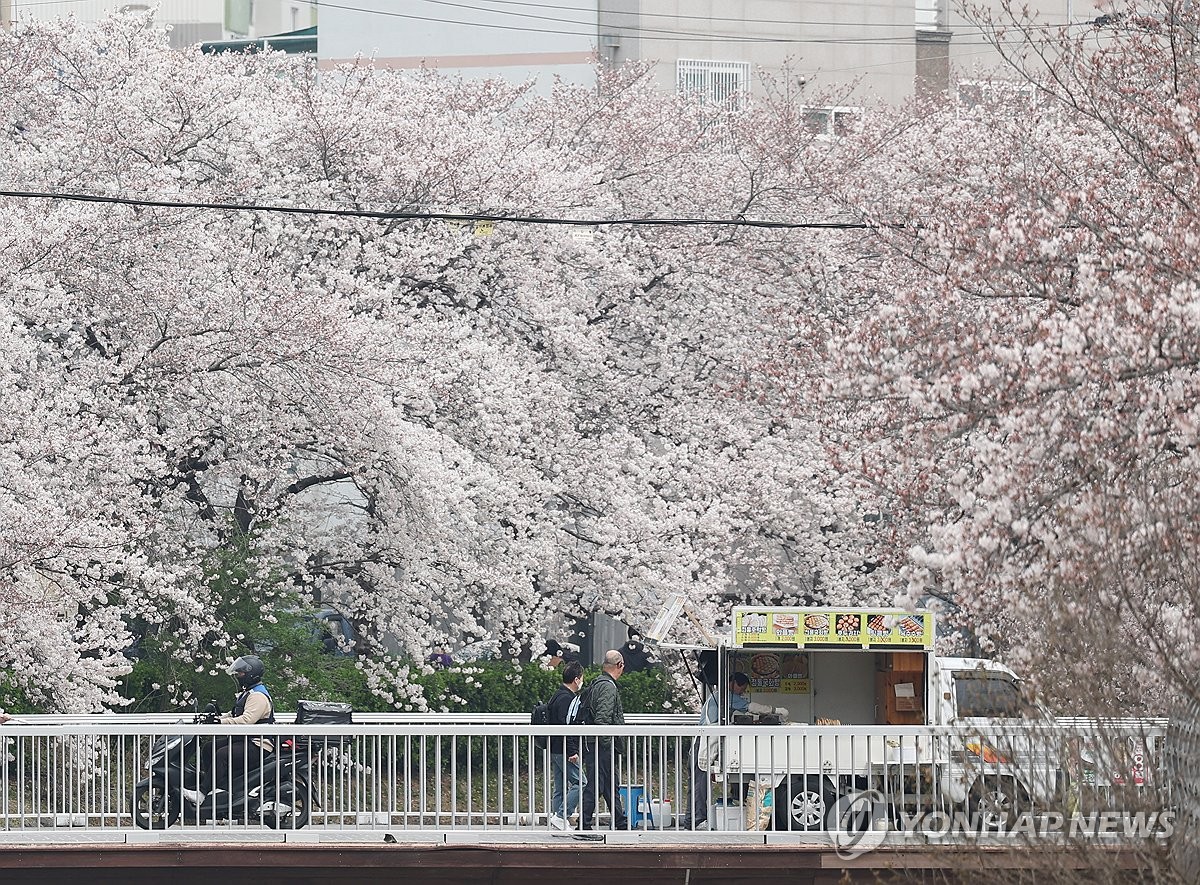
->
(222, 654), (276, 729)
(200, 655), (276, 802)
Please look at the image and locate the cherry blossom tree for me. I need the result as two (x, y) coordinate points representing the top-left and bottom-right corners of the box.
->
(800, 0), (1200, 716)
(0, 15), (883, 711)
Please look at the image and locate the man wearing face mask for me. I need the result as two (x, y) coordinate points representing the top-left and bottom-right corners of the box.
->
(546, 661), (587, 829)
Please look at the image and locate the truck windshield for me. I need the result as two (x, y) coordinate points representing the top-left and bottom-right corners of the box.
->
(954, 674), (1027, 718)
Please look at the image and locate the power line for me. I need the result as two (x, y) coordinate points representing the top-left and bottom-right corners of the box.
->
(414, 0), (926, 44)
(300, 0), (1052, 47)
(0, 3), (1072, 86)
(0, 188), (879, 230)
(10, 0), (1098, 36)
(413, 0), (1090, 44)
(4, 0), (1108, 78)
(6, 0), (1078, 47)
(7, 0), (1099, 49)
(433, 0), (1077, 30)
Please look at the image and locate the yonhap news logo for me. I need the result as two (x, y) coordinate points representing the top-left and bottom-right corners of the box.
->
(829, 804), (1175, 858)
(898, 809), (1175, 840)
(830, 801), (1176, 858)
(829, 790), (888, 860)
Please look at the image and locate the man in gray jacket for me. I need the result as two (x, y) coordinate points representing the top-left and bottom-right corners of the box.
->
(579, 650), (629, 830)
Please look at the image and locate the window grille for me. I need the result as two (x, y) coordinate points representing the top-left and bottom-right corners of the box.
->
(676, 59), (751, 108)
(916, 0), (941, 31)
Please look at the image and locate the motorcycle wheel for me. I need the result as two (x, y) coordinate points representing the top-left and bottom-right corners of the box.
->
(133, 781), (180, 829)
(261, 787), (311, 830)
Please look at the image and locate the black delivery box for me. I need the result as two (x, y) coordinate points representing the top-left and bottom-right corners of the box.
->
(295, 700), (354, 725)
(292, 700), (354, 751)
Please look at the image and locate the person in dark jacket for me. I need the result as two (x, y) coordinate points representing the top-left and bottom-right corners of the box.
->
(580, 650), (629, 830)
(618, 628), (654, 673)
(547, 661), (587, 828)
(543, 639), (579, 668)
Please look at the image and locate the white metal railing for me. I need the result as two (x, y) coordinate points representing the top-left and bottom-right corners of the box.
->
(3, 713), (692, 726)
(0, 718), (1172, 842)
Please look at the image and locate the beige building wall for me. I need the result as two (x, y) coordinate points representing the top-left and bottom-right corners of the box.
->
(254, 0), (319, 38)
(318, 0), (597, 97)
(599, 0), (1082, 109)
(601, 0), (918, 106)
(1, 0), (1087, 104)
(944, 0), (1076, 90)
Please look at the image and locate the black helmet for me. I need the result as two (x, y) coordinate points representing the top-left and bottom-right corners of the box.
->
(227, 655), (265, 690)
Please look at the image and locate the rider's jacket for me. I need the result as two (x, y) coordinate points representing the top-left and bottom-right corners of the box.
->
(222, 683), (276, 752)
(231, 684), (276, 724)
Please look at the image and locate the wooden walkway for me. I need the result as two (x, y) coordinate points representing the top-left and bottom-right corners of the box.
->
(0, 837), (1153, 885)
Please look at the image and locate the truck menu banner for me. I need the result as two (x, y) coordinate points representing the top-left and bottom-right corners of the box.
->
(734, 652), (811, 694)
(733, 608), (934, 649)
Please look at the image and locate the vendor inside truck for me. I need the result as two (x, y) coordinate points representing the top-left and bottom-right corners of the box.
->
(727, 648), (928, 726)
(707, 672), (750, 721)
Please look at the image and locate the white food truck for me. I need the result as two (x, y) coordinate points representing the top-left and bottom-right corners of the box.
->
(699, 606), (1075, 831)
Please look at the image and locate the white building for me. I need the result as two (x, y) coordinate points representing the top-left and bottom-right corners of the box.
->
(0, 1), (1087, 107)
(1, 0), (316, 48)
(594, 0), (1083, 120)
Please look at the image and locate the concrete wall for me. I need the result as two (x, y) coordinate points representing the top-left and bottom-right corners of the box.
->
(3, 0), (1092, 103)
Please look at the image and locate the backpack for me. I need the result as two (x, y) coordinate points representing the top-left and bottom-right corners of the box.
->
(530, 698), (552, 750)
(566, 680), (596, 727)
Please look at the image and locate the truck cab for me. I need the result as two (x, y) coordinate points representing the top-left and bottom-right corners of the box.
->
(931, 656), (1037, 725)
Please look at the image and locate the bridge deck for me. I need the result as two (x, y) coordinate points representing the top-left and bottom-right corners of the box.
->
(0, 831), (1153, 885)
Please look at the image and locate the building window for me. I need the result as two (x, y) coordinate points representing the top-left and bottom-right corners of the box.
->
(916, 0), (942, 31)
(802, 106), (861, 138)
(225, 0), (252, 36)
(677, 59), (751, 108)
(956, 79), (1035, 111)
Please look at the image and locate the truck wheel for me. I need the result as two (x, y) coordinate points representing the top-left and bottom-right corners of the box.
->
(133, 781), (180, 829)
(970, 776), (1021, 830)
(830, 790), (875, 832)
(774, 775), (835, 831)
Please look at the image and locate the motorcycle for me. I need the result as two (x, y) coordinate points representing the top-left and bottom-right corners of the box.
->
(132, 704), (317, 830)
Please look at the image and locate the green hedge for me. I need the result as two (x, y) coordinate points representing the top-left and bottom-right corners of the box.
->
(405, 663), (680, 772)
(415, 663), (675, 715)
(118, 657), (678, 717)
(122, 652), (380, 715)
